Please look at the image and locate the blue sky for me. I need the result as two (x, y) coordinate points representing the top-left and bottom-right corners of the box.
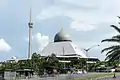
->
(0, 0), (120, 61)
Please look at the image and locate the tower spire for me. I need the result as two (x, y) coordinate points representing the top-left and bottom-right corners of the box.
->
(28, 7), (33, 28)
(29, 7), (32, 23)
(28, 8), (33, 59)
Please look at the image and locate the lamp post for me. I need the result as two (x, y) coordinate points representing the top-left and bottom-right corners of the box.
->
(84, 44), (100, 72)
(84, 45), (100, 55)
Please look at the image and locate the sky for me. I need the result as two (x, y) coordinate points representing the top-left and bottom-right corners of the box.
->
(0, 0), (120, 61)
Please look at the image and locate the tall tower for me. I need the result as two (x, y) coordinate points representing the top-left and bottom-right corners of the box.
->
(28, 8), (33, 59)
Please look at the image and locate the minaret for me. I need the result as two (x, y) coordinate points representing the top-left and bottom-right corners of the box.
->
(28, 8), (33, 59)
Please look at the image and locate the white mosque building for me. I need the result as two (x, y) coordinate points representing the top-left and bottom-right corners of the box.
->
(40, 28), (87, 58)
(6, 28), (98, 64)
(40, 28), (99, 63)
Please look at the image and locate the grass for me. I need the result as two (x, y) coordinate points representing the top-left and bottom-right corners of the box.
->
(69, 73), (120, 80)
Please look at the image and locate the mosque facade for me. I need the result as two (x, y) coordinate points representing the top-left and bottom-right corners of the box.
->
(39, 28), (99, 63)
(40, 28), (87, 58)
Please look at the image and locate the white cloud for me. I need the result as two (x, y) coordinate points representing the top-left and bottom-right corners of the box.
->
(36, 0), (120, 31)
(71, 20), (97, 31)
(25, 33), (49, 51)
(0, 38), (11, 52)
(37, 6), (62, 20)
(34, 0), (120, 60)
(34, 33), (49, 50)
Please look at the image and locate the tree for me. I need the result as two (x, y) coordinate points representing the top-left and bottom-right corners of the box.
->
(31, 52), (45, 75)
(101, 16), (120, 64)
(46, 53), (59, 67)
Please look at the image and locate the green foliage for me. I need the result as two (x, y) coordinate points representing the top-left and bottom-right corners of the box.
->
(0, 52), (46, 75)
(101, 16), (120, 64)
(0, 65), (5, 71)
(45, 53), (60, 67)
(31, 52), (45, 75)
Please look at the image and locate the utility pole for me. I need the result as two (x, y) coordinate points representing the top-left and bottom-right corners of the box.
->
(28, 8), (33, 59)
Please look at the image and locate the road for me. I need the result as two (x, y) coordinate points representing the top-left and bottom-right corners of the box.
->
(19, 72), (120, 80)
(97, 76), (120, 80)
(28, 72), (111, 80)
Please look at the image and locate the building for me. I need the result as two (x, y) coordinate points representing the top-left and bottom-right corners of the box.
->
(40, 28), (99, 62)
(40, 28), (86, 58)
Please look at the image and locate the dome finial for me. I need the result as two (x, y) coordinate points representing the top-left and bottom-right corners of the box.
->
(60, 27), (64, 31)
(60, 26), (66, 33)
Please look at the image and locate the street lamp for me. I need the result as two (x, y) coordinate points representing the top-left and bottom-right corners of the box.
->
(84, 44), (100, 72)
(84, 44), (100, 56)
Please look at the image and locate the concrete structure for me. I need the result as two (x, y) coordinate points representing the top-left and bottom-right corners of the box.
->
(6, 56), (28, 63)
(4, 70), (16, 80)
(40, 28), (87, 58)
(28, 8), (33, 59)
(6, 56), (18, 63)
(39, 28), (100, 69)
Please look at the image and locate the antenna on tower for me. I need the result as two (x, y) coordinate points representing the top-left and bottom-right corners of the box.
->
(29, 7), (32, 23)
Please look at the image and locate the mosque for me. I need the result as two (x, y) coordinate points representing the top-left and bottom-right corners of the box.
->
(6, 28), (99, 64)
(40, 28), (99, 63)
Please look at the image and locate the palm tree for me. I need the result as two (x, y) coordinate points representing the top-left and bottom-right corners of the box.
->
(101, 16), (120, 64)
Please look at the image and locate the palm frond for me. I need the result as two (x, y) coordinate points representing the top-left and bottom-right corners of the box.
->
(101, 45), (120, 53)
(106, 55), (120, 62)
(118, 16), (120, 24)
(112, 35), (120, 39)
(101, 47), (112, 53)
(101, 39), (120, 43)
(106, 49), (119, 56)
(105, 50), (120, 61)
(106, 51), (119, 59)
(117, 16), (120, 19)
(102, 16), (120, 62)
(110, 25), (120, 33)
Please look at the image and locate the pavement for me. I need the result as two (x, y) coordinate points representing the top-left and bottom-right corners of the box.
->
(38, 73), (120, 80)
(17, 72), (120, 80)
(97, 76), (120, 80)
